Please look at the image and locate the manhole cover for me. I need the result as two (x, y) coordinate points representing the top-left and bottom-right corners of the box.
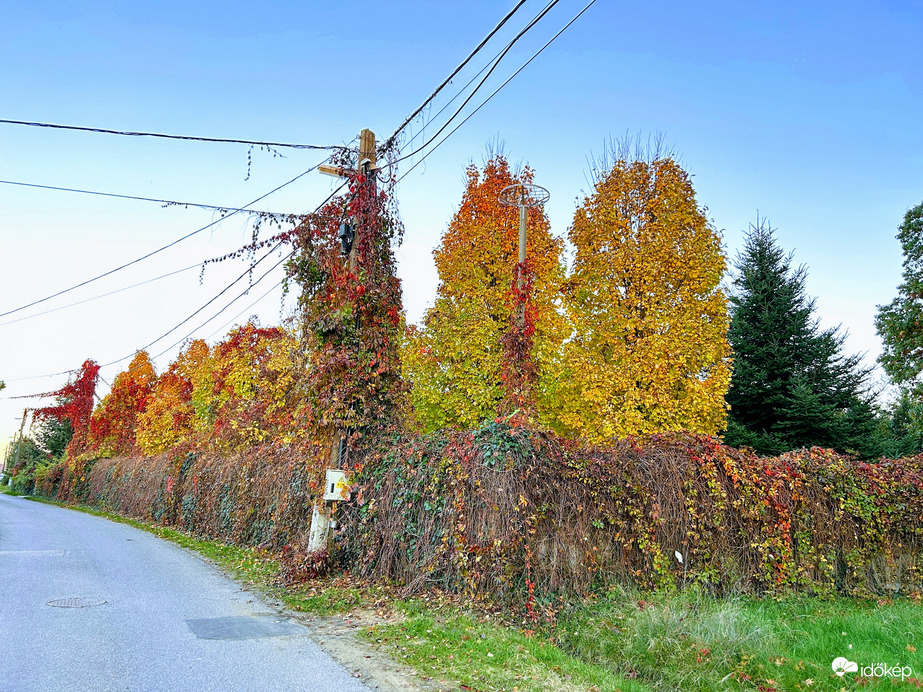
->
(46, 597), (107, 608)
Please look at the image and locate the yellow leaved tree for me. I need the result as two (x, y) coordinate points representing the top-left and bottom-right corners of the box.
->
(136, 339), (210, 455)
(550, 151), (731, 441)
(402, 153), (566, 431)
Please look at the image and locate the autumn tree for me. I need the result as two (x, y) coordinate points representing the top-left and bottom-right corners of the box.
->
(136, 340), (208, 455)
(401, 153), (565, 431)
(207, 322), (301, 449)
(876, 201), (923, 393)
(726, 219), (876, 456)
(88, 351), (157, 457)
(32, 359), (99, 458)
(551, 151), (731, 441)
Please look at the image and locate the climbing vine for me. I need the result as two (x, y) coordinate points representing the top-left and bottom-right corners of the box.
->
(285, 146), (408, 468)
(32, 359), (99, 458)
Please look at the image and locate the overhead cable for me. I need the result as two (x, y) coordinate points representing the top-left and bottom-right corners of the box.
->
(0, 158), (330, 319)
(5, 178), (349, 385)
(0, 179), (286, 216)
(389, 0), (562, 168)
(150, 250), (293, 361)
(383, 0), (529, 150)
(0, 263), (202, 327)
(398, 0), (598, 183)
(0, 118), (342, 151)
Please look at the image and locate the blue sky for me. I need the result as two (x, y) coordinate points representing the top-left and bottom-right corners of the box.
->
(2, 0), (922, 451)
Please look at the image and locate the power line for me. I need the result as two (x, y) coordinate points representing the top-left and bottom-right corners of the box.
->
(138, 178), (349, 364)
(0, 118), (343, 151)
(0, 263), (202, 327)
(101, 241), (288, 367)
(204, 281), (284, 342)
(0, 157), (330, 319)
(150, 250), (293, 361)
(396, 35), (514, 157)
(383, 0), (529, 149)
(0, 179), (286, 216)
(387, 0), (562, 169)
(398, 0), (598, 184)
(4, 176), (349, 386)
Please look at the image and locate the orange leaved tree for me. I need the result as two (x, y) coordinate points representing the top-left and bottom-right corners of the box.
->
(402, 153), (565, 431)
(135, 339), (209, 455)
(551, 152), (731, 441)
(88, 351), (157, 456)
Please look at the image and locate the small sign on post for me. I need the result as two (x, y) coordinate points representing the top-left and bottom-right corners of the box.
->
(323, 469), (349, 501)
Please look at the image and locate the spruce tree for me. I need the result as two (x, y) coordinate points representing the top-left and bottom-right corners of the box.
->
(725, 219), (877, 456)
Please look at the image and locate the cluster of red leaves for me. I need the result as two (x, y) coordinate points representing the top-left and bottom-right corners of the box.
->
(286, 152), (407, 468)
(88, 352), (156, 457)
(32, 359), (99, 457)
(499, 259), (539, 421)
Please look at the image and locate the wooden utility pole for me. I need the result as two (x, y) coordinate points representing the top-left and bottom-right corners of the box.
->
(10, 408), (29, 471)
(307, 129), (376, 554)
(349, 129), (377, 273)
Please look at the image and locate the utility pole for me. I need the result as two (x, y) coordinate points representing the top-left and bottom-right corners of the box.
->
(10, 408), (29, 472)
(349, 128), (377, 274)
(308, 129), (376, 554)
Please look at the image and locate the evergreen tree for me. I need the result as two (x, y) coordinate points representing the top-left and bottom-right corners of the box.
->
(726, 219), (877, 456)
(876, 391), (923, 457)
(35, 415), (72, 458)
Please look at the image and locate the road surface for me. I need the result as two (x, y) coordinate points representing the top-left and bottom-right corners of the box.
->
(0, 493), (370, 692)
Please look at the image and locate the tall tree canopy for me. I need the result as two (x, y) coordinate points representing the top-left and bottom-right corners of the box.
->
(401, 153), (565, 431)
(88, 351), (157, 457)
(725, 219), (876, 456)
(875, 201), (923, 392)
(32, 359), (99, 458)
(549, 153), (731, 441)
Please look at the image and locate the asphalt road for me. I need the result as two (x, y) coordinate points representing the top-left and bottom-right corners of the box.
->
(0, 493), (370, 692)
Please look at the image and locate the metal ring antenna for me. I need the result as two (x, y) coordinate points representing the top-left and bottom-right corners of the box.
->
(499, 183), (550, 208)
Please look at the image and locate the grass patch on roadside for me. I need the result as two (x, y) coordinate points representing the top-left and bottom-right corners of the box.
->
(1, 481), (22, 496)
(283, 584), (371, 615)
(366, 590), (922, 692)
(364, 599), (653, 692)
(553, 588), (923, 691)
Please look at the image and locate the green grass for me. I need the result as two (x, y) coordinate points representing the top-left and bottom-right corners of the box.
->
(283, 584), (370, 615)
(365, 600), (653, 692)
(553, 588), (923, 691)
(367, 590), (922, 691)
(25, 496), (923, 691)
(1, 479), (22, 495)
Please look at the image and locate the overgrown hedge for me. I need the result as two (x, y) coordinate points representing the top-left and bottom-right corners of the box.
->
(31, 424), (923, 603)
(342, 425), (923, 602)
(35, 441), (326, 552)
